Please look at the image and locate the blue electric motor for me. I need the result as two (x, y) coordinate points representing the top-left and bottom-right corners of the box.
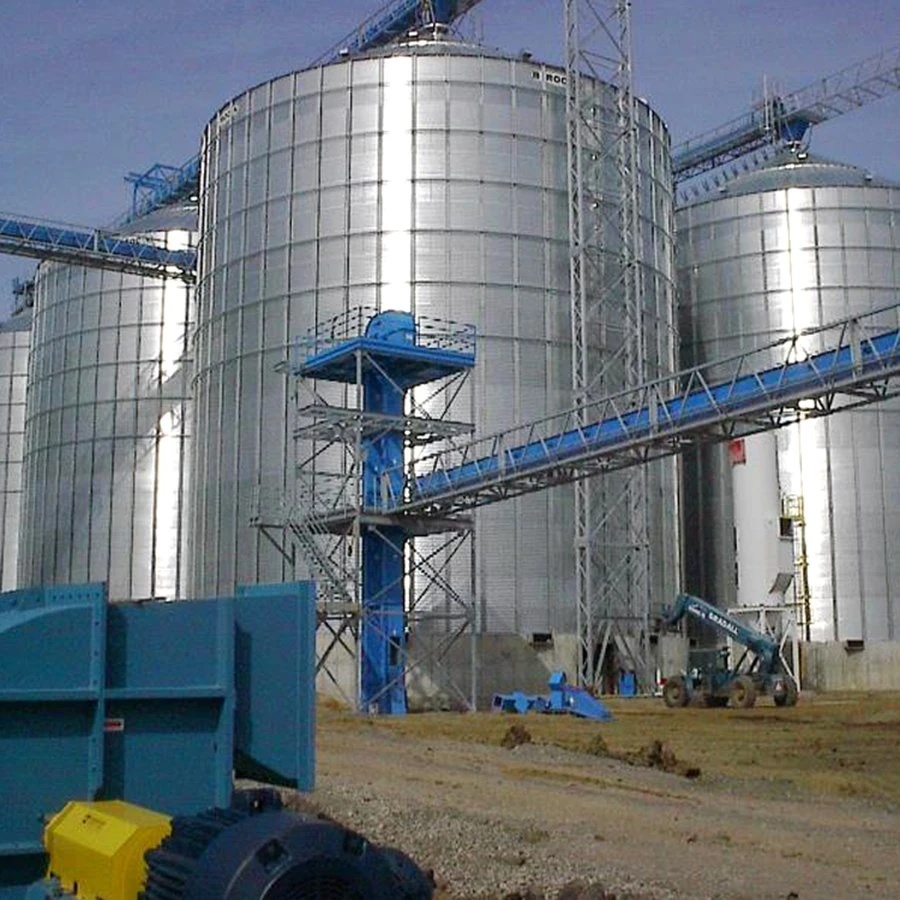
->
(143, 792), (433, 900)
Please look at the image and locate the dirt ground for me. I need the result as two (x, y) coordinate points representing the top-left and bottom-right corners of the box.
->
(297, 692), (900, 899)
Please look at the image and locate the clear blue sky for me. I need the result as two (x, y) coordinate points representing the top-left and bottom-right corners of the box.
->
(1, 0), (898, 316)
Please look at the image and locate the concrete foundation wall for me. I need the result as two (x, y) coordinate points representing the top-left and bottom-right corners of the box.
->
(315, 630), (580, 711)
(656, 633), (690, 681)
(801, 641), (900, 691)
(408, 632), (581, 711)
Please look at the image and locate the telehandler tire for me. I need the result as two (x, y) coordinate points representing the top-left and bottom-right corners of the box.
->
(662, 676), (690, 708)
(730, 675), (757, 709)
(773, 677), (798, 707)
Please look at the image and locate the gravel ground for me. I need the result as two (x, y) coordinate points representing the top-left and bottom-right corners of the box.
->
(246, 700), (900, 899)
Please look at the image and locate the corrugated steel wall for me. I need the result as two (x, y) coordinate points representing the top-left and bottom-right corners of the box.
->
(191, 42), (678, 633)
(18, 208), (196, 600)
(0, 312), (31, 590)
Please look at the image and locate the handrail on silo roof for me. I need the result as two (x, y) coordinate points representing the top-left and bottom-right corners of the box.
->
(122, 156), (202, 223)
(674, 44), (900, 184)
(291, 306), (476, 371)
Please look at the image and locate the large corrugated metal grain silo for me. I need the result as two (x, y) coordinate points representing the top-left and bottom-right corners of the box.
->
(191, 38), (678, 640)
(18, 205), (196, 600)
(0, 310), (31, 590)
(678, 152), (900, 643)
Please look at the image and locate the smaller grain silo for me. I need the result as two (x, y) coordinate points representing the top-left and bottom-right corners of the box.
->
(18, 205), (196, 600)
(0, 307), (32, 590)
(678, 151), (900, 650)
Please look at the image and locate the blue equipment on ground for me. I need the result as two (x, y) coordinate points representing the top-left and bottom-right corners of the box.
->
(659, 593), (798, 709)
(491, 671), (613, 722)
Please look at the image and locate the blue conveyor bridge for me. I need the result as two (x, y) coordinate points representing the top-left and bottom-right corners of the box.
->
(288, 305), (900, 712)
(0, 212), (197, 281)
(394, 312), (900, 517)
(311, 0), (483, 67)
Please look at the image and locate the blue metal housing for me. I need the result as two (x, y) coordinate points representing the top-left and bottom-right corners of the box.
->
(0, 584), (107, 876)
(0, 581), (316, 896)
(235, 583), (317, 791)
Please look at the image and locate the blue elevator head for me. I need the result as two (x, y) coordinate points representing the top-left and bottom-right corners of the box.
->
(364, 309), (416, 344)
(293, 307), (475, 388)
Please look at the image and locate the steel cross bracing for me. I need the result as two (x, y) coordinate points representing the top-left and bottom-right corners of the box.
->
(565, 0), (656, 690)
(124, 158), (202, 223)
(0, 213), (197, 282)
(673, 44), (900, 190)
(358, 306), (900, 523)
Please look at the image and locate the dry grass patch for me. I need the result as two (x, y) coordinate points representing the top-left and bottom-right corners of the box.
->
(317, 691), (900, 804)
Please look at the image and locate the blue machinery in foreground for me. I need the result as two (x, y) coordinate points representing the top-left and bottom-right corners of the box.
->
(492, 671), (613, 721)
(290, 306), (900, 711)
(0, 582), (316, 895)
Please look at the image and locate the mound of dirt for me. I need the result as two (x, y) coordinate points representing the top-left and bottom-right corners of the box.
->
(579, 733), (700, 779)
(501, 723), (533, 749)
(627, 739), (701, 779)
(582, 733), (610, 757)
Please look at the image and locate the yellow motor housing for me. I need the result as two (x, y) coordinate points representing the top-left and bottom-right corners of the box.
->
(44, 800), (171, 900)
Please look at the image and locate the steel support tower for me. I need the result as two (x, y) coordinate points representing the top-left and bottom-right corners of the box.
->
(565, 0), (655, 690)
(255, 308), (476, 713)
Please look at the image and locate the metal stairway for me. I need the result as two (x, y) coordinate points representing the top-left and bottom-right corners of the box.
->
(279, 473), (358, 609)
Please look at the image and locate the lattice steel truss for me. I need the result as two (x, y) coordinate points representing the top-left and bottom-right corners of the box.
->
(565, 0), (653, 690)
(0, 212), (197, 281)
